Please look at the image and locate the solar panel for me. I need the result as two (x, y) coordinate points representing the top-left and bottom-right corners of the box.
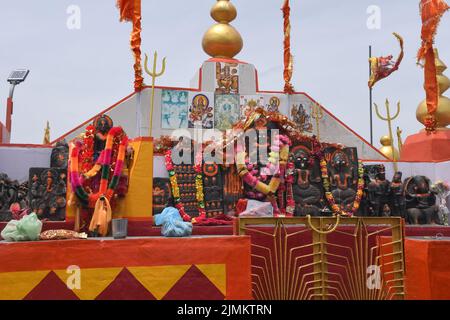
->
(7, 69), (30, 83)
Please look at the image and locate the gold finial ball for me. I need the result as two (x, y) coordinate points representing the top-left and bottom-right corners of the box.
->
(417, 96), (450, 128)
(416, 48), (450, 129)
(211, 0), (237, 23)
(380, 135), (392, 146)
(202, 0), (243, 59)
(379, 135), (400, 160)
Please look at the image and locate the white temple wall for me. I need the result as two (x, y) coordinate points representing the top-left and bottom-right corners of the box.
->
(0, 146), (52, 182)
(53, 60), (386, 161)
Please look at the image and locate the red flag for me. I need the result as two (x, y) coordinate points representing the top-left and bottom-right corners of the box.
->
(417, 0), (449, 132)
(368, 33), (404, 89)
(117, 0), (143, 91)
(117, 0), (134, 22)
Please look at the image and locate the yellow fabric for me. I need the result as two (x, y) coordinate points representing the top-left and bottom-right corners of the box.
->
(54, 268), (122, 300)
(196, 264), (227, 295)
(0, 271), (49, 300)
(89, 197), (112, 236)
(115, 139), (154, 218)
(128, 265), (190, 300)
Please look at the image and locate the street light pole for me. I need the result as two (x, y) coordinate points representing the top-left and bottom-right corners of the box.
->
(6, 83), (17, 133)
(5, 69), (30, 141)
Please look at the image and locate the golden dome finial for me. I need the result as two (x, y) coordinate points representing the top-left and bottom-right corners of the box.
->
(380, 135), (392, 146)
(417, 48), (450, 129)
(202, 0), (243, 59)
(379, 135), (400, 160)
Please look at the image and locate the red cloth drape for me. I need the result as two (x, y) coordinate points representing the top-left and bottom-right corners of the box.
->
(282, 0), (295, 94)
(117, 0), (144, 92)
(418, 0), (449, 126)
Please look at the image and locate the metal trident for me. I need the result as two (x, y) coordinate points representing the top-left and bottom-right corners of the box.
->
(374, 99), (400, 170)
(311, 102), (324, 140)
(144, 51), (166, 137)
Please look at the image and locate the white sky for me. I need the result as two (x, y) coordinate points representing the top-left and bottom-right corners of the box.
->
(0, 0), (449, 147)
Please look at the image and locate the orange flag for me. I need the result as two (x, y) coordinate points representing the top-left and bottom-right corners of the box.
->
(117, 0), (144, 92)
(282, 0), (295, 94)
(417, 0), (449, 132)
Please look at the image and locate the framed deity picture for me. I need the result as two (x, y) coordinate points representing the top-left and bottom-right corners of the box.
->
(214, 94), (240, 131)
(240, 95), (265, 120)
(161, 90), (189, 129)
(188, 93), (214, 129)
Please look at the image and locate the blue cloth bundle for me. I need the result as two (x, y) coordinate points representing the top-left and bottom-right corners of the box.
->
(154, 207), (193, 238)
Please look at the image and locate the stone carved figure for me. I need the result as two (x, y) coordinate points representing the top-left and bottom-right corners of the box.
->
(0, 173), (14, 212)
(405, 176), (438, 225)
(367, 169), (391, 217)
(93, 115), (113, 161)
(327, 149), (357, 212)
(290, 145), (322, 216)
(0, 173), (21, 221)
(28, 168), (66, 221)
(390, 172), (406, 218)
(50, 140), (69, 169)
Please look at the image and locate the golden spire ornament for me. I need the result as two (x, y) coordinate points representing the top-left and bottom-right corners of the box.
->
(417, 48), (450, 130)
(202, 0), (243, 59)
(43, 121), (50, 145)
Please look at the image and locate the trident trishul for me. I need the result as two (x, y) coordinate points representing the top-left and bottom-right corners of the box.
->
(144, 52), (166, 137)
(374, 99), (400, 170)
(311, 102), (324, 140)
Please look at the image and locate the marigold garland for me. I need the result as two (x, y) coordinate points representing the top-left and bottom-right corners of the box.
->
(194, 152), (207, 220)
(285, 161), (296, 215)
(164, 150), (193, 222)
(69, 127), (128, 208)
(79, 125), (95, 174)
(320, 158), (364, 217)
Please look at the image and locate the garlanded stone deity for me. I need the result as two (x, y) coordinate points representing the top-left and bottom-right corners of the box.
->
(93, 115), (114, 161)
(290, 146), (322, 216)
(327, 149), (357, 211)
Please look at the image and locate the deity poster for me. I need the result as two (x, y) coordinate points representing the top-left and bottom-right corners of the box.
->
(240, 95), (265, 120)
(188, 93), (214, 129)
(262, 94), (289, 116)
(214, 94), (240, 131)
(161, 90), (189, 129)
(290, 100), (313, 133)
(215, 62), (239, 95)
